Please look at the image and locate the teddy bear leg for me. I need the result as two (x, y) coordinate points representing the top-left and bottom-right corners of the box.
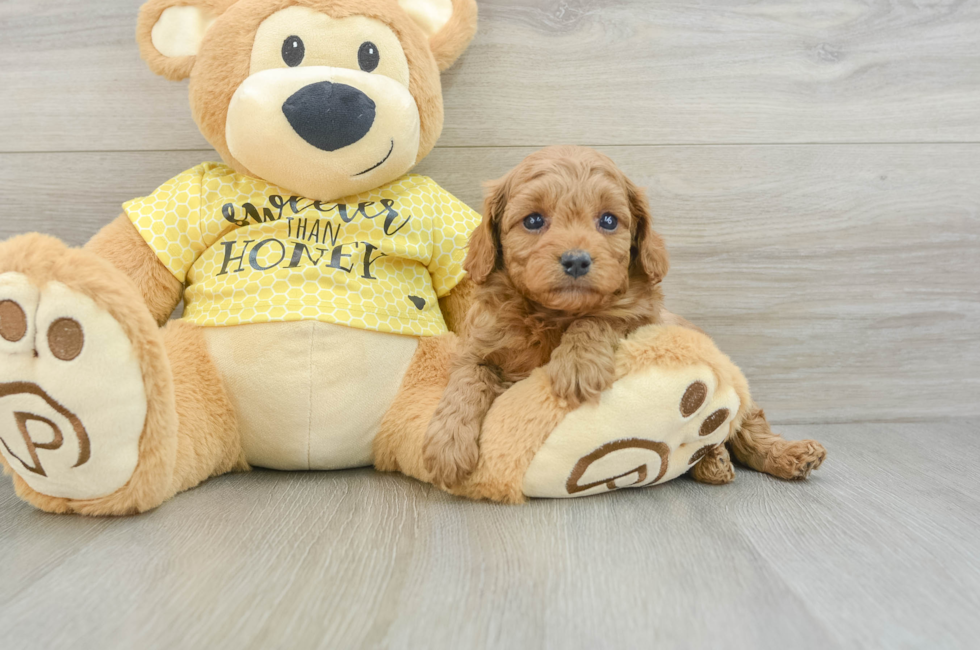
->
(726, 404), (826, 480)
(0, 234), (244, 515)
(374, 335), (456, 482)
(373, 332), (569, 502)
(377, 325), (826, 502)
(461, 325), (756, 502)
(377, 325), (752, 502)
(161, 320), (248, 496)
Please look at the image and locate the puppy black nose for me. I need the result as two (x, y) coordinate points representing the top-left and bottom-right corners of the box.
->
(561, 250), (592, 278)
(282, 82), (376, 152)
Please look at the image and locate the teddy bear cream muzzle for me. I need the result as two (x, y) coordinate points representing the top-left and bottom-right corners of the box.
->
(226, 66), (421, 202)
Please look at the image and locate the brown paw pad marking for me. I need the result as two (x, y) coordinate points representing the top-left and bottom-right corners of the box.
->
(0, 382), (90, 477)
(680, 381), (707, 417)
(688, 444), (718, 466)
(0, 300), (27, 342)
(699, 409), (729, 437)
(566, 438), (670, 495)
(47, 318), (84, 361)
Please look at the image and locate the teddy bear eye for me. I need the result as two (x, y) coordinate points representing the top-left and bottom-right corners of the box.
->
(523, 213), (546, 231)
(358, 41), (380, 72)
(598, 213), (619, 231)
(282, 35), (305, 67)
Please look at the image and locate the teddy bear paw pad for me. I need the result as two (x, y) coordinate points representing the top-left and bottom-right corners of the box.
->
(522, 363), (740, 498)
(0, 273), (147, 500)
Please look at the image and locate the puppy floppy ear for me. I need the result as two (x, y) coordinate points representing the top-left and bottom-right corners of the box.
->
(627, 180), (670, 284)
(464, 176), (508, 285)
(137, 0), (235, 81)
(400, 0), (478, 71)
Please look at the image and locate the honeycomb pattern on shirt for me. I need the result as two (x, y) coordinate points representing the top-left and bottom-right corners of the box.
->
(123, 163), (481, 337)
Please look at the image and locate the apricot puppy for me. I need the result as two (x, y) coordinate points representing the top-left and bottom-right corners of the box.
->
(422, 146), (670, 488)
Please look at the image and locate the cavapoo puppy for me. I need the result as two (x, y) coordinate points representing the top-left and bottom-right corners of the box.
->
(422, 145), (669, 488)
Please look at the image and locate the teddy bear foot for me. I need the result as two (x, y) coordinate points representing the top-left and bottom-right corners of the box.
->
(0, 271), (147, 502)
(522, 352), (741, 498)
(0, 236), (177, 514)
(379, 325), (820, 504)
(440, 325), (753, 504)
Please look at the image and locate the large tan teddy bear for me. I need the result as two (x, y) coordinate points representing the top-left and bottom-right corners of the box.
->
(0, 0), (824, 515)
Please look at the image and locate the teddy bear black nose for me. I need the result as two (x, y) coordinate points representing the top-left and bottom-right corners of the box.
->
(282, 81), (376, 152)
(561, 250), (592, 278)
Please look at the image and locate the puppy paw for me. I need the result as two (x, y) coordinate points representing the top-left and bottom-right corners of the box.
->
(422, 416), (480, 489)
(689, 444), (735, 485)
(546, 348), (616, 407)
(767, 439), (827, 480)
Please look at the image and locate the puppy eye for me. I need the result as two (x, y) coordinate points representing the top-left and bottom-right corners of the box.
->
(282, 35), (305, 67)
(598, 213), (619, 232)
(523, 213), (546, 231)
(358, 42), (380, 72)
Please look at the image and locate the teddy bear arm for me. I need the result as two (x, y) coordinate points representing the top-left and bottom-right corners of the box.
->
(438, 275), (477, 336)
(85, 214), (183, 326)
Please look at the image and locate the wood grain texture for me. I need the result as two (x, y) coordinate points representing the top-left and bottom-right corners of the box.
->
(2, 0), (980, 152)
(0, 421), (977, 650)
(2, 144), (977, 424)
(2, 1), (978, 647)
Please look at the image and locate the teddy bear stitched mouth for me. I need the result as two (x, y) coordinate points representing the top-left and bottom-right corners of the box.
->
(353, 139), (395, 176)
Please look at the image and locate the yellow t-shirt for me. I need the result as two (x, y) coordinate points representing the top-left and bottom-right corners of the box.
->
(124, 163), (481, 336)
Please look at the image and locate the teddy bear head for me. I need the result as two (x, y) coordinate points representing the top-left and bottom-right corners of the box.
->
(136, 0), (477, 202)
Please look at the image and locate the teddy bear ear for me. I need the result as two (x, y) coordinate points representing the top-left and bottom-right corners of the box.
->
(136, 0), (235, 81)
(399, 0), (478, 71)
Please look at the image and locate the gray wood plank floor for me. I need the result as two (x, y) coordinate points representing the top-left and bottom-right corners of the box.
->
(1, 421), (978, 650)
(2, 0), (979, 648)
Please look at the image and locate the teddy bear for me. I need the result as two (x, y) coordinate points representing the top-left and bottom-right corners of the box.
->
(0, 0), (825, 515)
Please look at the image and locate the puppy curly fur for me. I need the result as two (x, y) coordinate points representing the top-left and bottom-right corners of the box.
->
(422, 146), (669, 487)
(422, 146), (827, 490)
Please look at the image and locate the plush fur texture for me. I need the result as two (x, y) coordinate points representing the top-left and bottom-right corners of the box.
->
(655, 307), (827, 481)
(376, 322), (771, 504)
(374, 333), (572, 503)
(0, 0), (481, 515)
(437, 275), (476, 335)
(0, 235), (251, 514)
(429, 0), (477, 71)
(137, 0), (240, 81)
(660, 302), (827, 476)
(4, 2), (825, 514)
(421, 146), (670, 488)
(137, 0), (476, 190)
(164, 320), (250, 495)
(615, 285), (827, 482)
(86, 215), (184, 326)
(0, 234), (178, 515)
(406, 146), (827, 493)
(374, 334), (459, 476)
